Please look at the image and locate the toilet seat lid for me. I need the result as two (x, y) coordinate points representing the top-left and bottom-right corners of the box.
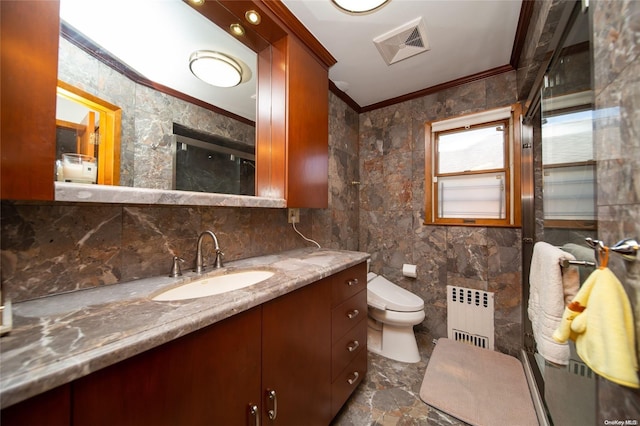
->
(367, 275), (424, 312)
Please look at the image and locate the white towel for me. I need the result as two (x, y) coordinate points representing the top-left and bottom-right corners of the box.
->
(528, 242), (580, 365)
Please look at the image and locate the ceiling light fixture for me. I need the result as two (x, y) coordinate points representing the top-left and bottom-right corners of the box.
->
(245, 10), (261, 25)
(189, 0), (205, 5)
(331, 0), (390, 14)
(230, 23), (245, 36)
(189, 51), (243, 88)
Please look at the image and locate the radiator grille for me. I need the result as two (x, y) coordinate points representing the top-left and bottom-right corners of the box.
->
(447, 285), (495, 350)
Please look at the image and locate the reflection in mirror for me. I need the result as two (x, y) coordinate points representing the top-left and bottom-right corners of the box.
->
(173, 124), (255, 195)
(57, 0), (261, 196)
(540, 10), (596, 246)
(56, 81), (122, 186)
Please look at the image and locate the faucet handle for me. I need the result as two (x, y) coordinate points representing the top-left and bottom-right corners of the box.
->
(169, 256), (185, 277)
(214, 249), (225, 268)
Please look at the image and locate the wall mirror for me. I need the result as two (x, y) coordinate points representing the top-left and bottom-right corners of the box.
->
(56, 0), (272, 200)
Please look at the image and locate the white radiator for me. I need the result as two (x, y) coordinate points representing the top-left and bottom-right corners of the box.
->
(447, 285), (495, 350)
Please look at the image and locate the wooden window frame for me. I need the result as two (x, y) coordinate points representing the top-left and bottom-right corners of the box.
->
(425, 103), (522, 227)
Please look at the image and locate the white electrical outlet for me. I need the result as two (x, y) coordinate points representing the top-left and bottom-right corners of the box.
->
(288, 208), (300, 224)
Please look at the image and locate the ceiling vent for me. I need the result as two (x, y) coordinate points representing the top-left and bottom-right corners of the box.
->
(373, 17), (430, 65)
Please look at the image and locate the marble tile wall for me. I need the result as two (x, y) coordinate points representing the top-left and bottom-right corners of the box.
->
(1, 202), (301, 301)
(358, 70), (523, 356)
(310, 92), (360, 251)
(591, 0), (640, 420)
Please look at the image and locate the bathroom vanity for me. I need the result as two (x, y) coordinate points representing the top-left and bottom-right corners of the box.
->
(0, 249), (368, 425)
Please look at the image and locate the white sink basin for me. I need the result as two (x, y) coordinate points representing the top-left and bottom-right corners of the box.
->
(152, 270), (274, 301)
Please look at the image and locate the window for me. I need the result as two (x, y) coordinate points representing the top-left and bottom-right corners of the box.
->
(425, 104), (522, 226)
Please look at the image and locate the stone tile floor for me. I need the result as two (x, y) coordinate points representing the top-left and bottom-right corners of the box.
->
(331, 332), (468, 426)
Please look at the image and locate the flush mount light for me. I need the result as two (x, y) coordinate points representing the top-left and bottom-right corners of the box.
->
(189, 0), (205, 5)
(331, 0), (390, 14)
(230, 23), (245, 36)
(245, 10), (261, 25)
(189, 51), (243, 88)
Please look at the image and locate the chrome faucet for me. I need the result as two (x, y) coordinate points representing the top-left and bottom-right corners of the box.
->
(196, 230), (224, 273)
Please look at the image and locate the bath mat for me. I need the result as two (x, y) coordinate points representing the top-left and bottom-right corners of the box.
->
(419, 338), (538, 426)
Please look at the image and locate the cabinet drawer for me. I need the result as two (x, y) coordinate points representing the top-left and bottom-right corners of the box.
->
(331, 348), (367, 418)
(331, 263), (367, 306)
(332, 290), (367, 342)
(332, 318), (367, 381)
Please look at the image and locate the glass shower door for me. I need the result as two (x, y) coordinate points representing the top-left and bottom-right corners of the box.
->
(532, 3), (598, 425)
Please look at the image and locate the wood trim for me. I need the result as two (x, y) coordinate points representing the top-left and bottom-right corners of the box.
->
(60, 22), (255, 127)
(185, 0), (272, 52)
(361, 64), (514, 113)
(510, 0), (535, 68)
(544, 220), (597, 230)
(424, 103), (523, 227)
(329, 80), (361, 113)
(543, 160), (596, 169)
(424, 122), (434, 223)
(216, 0), (288, 45)
(330, 0), (535, 115)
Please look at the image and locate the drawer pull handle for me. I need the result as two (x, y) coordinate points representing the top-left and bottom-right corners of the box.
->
(249, 404), (260, 426)
(347, 340), (360, 352)
(347, 309), (359, 319)
(347, 278), (359, 286)
(347, 371), (360, 385)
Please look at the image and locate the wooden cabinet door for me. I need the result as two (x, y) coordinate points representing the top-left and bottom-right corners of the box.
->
(73, 307), (262, 426)
(1, 0), (59, 201)
(256, 34), (329, 208)
(262, 278), (332, 425)
(1, 384), (70, 426)
(285, 36), (329, 208)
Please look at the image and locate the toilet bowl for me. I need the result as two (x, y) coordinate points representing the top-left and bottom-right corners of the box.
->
(366, 272), (425, 363)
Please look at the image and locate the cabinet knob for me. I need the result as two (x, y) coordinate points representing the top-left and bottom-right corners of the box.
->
(249, 404), (260, 426)
(347, 371), (360, 385)
(346, 309), (359, 319)
(347, 340), (360, 352)
(347, 278), (359, 286)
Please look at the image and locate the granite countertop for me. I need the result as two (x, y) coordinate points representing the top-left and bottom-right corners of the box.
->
(0, 248), (369, 409)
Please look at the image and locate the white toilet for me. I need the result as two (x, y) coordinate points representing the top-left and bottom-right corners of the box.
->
(367, 272), (425, 363)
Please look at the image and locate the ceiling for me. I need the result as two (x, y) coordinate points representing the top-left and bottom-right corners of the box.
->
(282, 0), (523, 109)
(59, 0), (259, 121)
(58, 0), (524, 122)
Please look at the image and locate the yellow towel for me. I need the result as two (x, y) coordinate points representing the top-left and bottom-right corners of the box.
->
(553, 267), (639, 388)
